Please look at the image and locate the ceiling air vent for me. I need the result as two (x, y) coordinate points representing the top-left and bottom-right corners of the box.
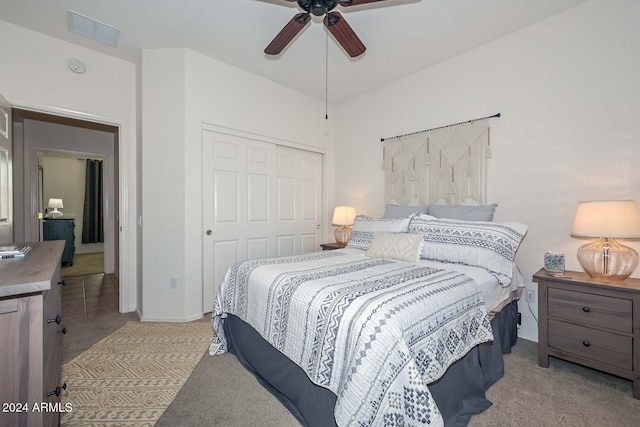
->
(67, 10), (120, 47)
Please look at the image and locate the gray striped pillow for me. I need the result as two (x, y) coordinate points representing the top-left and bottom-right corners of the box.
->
(409, 214), (527, 286)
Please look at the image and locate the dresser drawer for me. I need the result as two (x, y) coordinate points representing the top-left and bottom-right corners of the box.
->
(42, 281), (62, 357)
(43, 351), (62, 427)
(548, 287), (632, 333)
(548, 319), (633, 370)
(44, 332), (61, 398)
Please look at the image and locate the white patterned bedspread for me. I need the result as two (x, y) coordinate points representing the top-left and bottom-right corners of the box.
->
(210, 249), (494, 427)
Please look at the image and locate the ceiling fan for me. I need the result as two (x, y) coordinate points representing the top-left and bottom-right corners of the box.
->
(265, 0), (391, 58)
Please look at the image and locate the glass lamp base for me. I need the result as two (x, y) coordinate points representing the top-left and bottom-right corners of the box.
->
(334, 225), (352, 246)
(577, 237), (639, 281)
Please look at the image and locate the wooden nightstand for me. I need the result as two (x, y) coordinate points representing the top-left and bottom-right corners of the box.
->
(320, 242), (346, 251)
(533, 268), (640, 399)
(43, 218), (76, 265)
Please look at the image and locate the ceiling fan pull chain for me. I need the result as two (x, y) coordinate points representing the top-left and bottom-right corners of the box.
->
(325, 23), (329, 120)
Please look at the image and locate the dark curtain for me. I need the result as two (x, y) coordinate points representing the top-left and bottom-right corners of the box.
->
(82, 159), (104, 243)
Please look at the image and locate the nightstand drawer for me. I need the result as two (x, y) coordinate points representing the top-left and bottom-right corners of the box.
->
(548, 319), (632, 370)
(548, 288), (632, 333)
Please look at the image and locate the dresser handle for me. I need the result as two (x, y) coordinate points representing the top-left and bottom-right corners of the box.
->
(582, 306), (590, 313)
(48, 315), (62, 325)
(58, 280), (67, 286)
(47, 383), (67, 397)
(582, 340), (591, 347)
(58, 327), (67, 335)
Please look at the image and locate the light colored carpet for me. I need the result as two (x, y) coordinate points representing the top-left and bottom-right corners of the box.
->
(157, 338), (640, 427)
(60, 321), (212, 427)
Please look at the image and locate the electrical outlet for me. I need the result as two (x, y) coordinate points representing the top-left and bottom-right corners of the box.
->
(170, 277), (178, 289)
(526, 288), (536, 303)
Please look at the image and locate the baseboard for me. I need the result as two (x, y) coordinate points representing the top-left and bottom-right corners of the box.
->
(139, 313), (204, 323)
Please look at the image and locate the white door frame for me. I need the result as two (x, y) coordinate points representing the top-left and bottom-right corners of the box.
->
(9, 98), (136, 314)
(0, 94), (11, 244)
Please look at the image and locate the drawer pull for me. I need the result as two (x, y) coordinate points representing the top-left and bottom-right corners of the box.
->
(47, 383), (67, 397)
(582, 306), (590, 313)
(58, 280), (67, 286)
(582, 340), (591, 347)
(48, 314), (62, 325)
(58, 327), (67, 335)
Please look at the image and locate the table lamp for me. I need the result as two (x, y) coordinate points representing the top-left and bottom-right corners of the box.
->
(571, 200), (640, 280)
(48, 198), (64, 218)
(332, 206), (356, 246)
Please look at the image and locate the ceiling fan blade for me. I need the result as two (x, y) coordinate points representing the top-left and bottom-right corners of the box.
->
(323, 12), (366, 58)
(265, 13), (311, 55)
(339, 0), (391, 7)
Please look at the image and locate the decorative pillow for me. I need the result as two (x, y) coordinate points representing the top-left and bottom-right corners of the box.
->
(382, 204), (429, 219)
(408, 214), (528, 286)
(346, 215), (411, 251)
(366, 232), (424, 263)
(428, 203), (498, 221)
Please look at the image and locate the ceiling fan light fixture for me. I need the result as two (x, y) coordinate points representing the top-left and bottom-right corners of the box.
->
(310, 0), (334, 16)
(267, 0), (388, 57)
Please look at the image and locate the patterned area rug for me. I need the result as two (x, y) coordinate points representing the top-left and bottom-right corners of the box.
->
(61, 321), (212, 426)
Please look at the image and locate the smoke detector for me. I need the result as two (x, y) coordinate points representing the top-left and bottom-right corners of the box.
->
(67, 58), (86, 74)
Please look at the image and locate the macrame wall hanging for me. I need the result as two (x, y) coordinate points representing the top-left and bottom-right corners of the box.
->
(381, 114), (498, 206)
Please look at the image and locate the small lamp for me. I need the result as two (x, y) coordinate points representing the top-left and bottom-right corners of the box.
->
(332, 206), (356, 246)
(571, 200), (640, 280)
(48, 198), (64, 218)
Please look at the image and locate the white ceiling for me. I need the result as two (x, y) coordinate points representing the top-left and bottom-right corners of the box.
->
(0, 0), (589, 104)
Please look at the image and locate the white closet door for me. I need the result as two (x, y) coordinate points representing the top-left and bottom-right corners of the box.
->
(275, 145), (322, 256)
(202, 130), (322, 312)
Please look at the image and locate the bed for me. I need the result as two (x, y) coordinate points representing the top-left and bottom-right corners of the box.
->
(210, 213), (527, 427)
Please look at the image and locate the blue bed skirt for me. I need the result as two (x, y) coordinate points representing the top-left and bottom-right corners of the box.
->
(224, 300), (519, 427)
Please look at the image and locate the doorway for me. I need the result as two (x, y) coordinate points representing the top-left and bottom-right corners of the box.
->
(12, 109), (119, 278)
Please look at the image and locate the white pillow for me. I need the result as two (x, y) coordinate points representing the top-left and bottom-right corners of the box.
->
(409, 214), (528, 286)
(346, 215), (411, 251)
(366, 232), (424, 263)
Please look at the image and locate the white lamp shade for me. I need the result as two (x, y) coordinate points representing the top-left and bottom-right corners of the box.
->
(48, 198), (64, 209)
(571, 200), (640, 239)
(332, 206), (356, 226)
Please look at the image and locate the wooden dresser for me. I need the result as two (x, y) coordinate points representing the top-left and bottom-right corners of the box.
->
(0, 241), (67, 426)
(533, 268), (640, 399)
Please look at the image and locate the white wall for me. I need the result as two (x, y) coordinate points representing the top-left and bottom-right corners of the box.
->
(141, 49), (187, 321)
(0, 21), (138, 312)
(334, 0), (640, 341)
(141, 48), (336, 321)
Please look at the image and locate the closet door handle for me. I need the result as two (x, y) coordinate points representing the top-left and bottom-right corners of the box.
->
(206, 229), (212, 236)
(582, 306), (590, 313)
(582, 340), (591, 347)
